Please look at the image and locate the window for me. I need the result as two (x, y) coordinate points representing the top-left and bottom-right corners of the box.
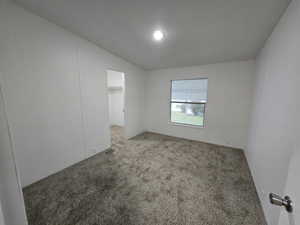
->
(170, 78), (208, 127)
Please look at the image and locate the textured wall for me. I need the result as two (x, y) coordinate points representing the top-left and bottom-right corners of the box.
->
(0, 1), (146, 187)
(145, 60), (255, 149)
(246, 0), (300, 224)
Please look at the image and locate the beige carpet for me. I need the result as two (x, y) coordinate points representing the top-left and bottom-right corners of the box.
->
(23, 126), (266, 225)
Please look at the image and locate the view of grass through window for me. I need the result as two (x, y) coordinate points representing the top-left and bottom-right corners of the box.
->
(170, 79), (207, 127)
(171, 103), (205, 126)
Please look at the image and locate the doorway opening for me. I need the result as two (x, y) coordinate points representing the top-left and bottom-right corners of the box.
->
(106, 70), (126, 145)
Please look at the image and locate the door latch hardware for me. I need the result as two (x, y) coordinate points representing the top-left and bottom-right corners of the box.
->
(269, 193), (293, 213)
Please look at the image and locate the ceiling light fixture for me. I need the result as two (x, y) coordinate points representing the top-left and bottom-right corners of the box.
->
(153, 30), (164, 42)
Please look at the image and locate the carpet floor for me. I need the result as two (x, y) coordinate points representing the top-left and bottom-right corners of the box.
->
(23, 126), (266, 225)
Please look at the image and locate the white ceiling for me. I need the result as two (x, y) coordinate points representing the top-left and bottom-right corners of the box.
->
(15, 0), (290, 70)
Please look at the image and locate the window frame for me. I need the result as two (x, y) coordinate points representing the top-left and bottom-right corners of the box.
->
(169, 78), (208, 128)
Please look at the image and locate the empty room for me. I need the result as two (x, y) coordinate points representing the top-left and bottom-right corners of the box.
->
(0, 0), (299, 225)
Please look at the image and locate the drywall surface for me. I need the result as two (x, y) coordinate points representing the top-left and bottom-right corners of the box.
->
(0, 204), (5, 225)
(246, 0), (300, 224)
(0, 76), (27, 225)
(278, 147), (300, 225)
(107, 70), (125, 87)
(0, 1), (145, 187)
(145, 60), (255, 149)
(107, 70), (125, 126)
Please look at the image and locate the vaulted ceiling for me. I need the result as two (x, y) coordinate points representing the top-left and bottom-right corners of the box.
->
(15, 0), (290, 70)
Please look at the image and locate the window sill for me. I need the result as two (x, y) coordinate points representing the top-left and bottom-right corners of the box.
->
(169, 121), (205, 129)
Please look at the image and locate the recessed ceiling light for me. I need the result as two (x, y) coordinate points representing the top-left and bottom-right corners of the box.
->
(153, 30), (164, 42)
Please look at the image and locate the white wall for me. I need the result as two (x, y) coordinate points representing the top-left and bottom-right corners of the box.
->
(0, 1), (146, 187)
(246, 0), (300, 224)
(278, 148), (300, 225)
(0, 204), (5, 225)
(0, 74), (27, 225)
(107, 70), (125, 126)
(145, 60), (255, 149)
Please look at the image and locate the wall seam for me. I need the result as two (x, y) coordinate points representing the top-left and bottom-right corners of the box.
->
(75, 46), (88, 159)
